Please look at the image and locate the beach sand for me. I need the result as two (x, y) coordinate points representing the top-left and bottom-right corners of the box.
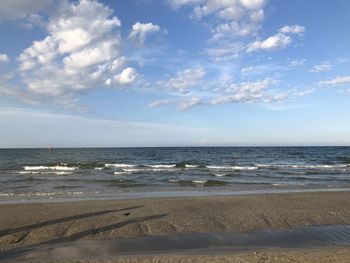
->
(0, 191), (350, 262)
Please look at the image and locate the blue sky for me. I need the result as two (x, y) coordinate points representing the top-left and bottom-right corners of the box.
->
(0, 0), (349, 147)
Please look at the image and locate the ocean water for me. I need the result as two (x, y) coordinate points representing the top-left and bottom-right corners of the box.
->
(0, 147), (350, 201)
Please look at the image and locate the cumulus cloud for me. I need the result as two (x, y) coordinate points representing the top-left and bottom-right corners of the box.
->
(309, 62), (332, 73)
(247, 33), (291, 52)
(0, 0), (53, 22)
(246, 25), (305, 52)
(168, 0), (266, 42)
(15, 0), (137, 106)
(0, 54), (9, 62)
(128, 22), (161, 45)
(110, 67), (138, 86)
(319, 76), (350, 86)
(279, 25), (305, 35)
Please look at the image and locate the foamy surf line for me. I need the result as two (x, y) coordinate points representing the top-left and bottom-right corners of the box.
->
(19, 171), (72, 175)
(24, 166), (78, 171)
(207, 166), (258, 170)
(1, 188), (350, 204)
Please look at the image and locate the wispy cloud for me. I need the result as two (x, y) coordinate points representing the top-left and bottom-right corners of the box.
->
(319, 76), (350, 86)
(309, 62), (332, 73)
(156, 67), (206, 94)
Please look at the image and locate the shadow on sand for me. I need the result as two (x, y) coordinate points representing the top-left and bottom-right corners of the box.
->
(0, 206), (143, 236)
(0, 212), (168, 262)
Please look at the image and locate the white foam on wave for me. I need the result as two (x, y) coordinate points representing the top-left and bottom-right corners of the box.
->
(105, 163), (137, 168)
(0, 191), (88, 197)
(214, 173), (227, 177)
(114, 171), (129, 176)
(19, 171), (72, 175)
(24, 166), (77, 171)
(273, 182), (305, 186)
(95, 167), (104, 170)
(106, 163), (196, 170)
(122, 168), (141, 173)
(19, 171), (41, 174)
(147, 164), (176, 168)
(185, 164), (199, 168)
(169, 179), (179, 182)
(207, 165), (258, 170)
(149, 168), (176, 172)
(256, 164), (348, 169)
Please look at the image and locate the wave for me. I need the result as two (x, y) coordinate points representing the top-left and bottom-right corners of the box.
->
(207, 165), (258, 170)
(169, 179), (179, 182)
(106, 163), (198, 170)
(192, 180), (207, 185)
(0, 191), (93, 197)
(24, 166), (78, 171)
(213, 173), (227, 177)
(185, 164), (200, 168)
(147, 164), (176, 168)
(114, 171), (132, 175)
(169, 179), (227, 187)
(255, 164), (348, 169)
(105, 163), (137, 168)
(19, 171), (72, 175)
(19, 171), (40, 174)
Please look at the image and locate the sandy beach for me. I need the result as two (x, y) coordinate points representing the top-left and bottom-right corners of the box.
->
(0, 191), (350, 262)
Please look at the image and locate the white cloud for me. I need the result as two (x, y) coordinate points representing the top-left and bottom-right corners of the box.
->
(0, 54), (9, 62)
(128, 22), (161, 45)
(177, 97), (201, 110)
(158, 67), (205, 93)
(209, 78), (287, 105)
(0, 0), (53, 21)
(211, 21), (260, 41)
(169, 0), (267, 42)
(205, 43), (244, 61)
(279, 25), (305, 35)
(113, 67), (138, 85)
(15, 0), (136, 105)
(151, 76), (297, 110)
(309, 62), (332, 73)
(63, 39), (119, 69)
(246, 25), (305, 52)
(247, 33), (291, 52)
(149, 99), (174, 108)
(319, 76), (350, 86)
(240, 66), (255, 75)
(167, 0), (204, 9)
(150, 97), (202, 110)
(289, 58), (306, 67)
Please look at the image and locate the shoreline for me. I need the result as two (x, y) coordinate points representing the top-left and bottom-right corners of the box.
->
(1, 191), (350, 261)
(1, 187), (350, 205)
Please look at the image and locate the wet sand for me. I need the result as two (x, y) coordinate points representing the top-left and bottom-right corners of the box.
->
(0, 191), (350, 262)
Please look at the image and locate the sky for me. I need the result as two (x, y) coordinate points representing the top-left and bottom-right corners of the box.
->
(0, 0), (349, 148)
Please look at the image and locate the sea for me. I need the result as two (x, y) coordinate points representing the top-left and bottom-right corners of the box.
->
(0, 147), (350, 202)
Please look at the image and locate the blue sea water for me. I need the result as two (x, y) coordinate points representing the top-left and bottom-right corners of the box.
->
(0, 147), (350, 201)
